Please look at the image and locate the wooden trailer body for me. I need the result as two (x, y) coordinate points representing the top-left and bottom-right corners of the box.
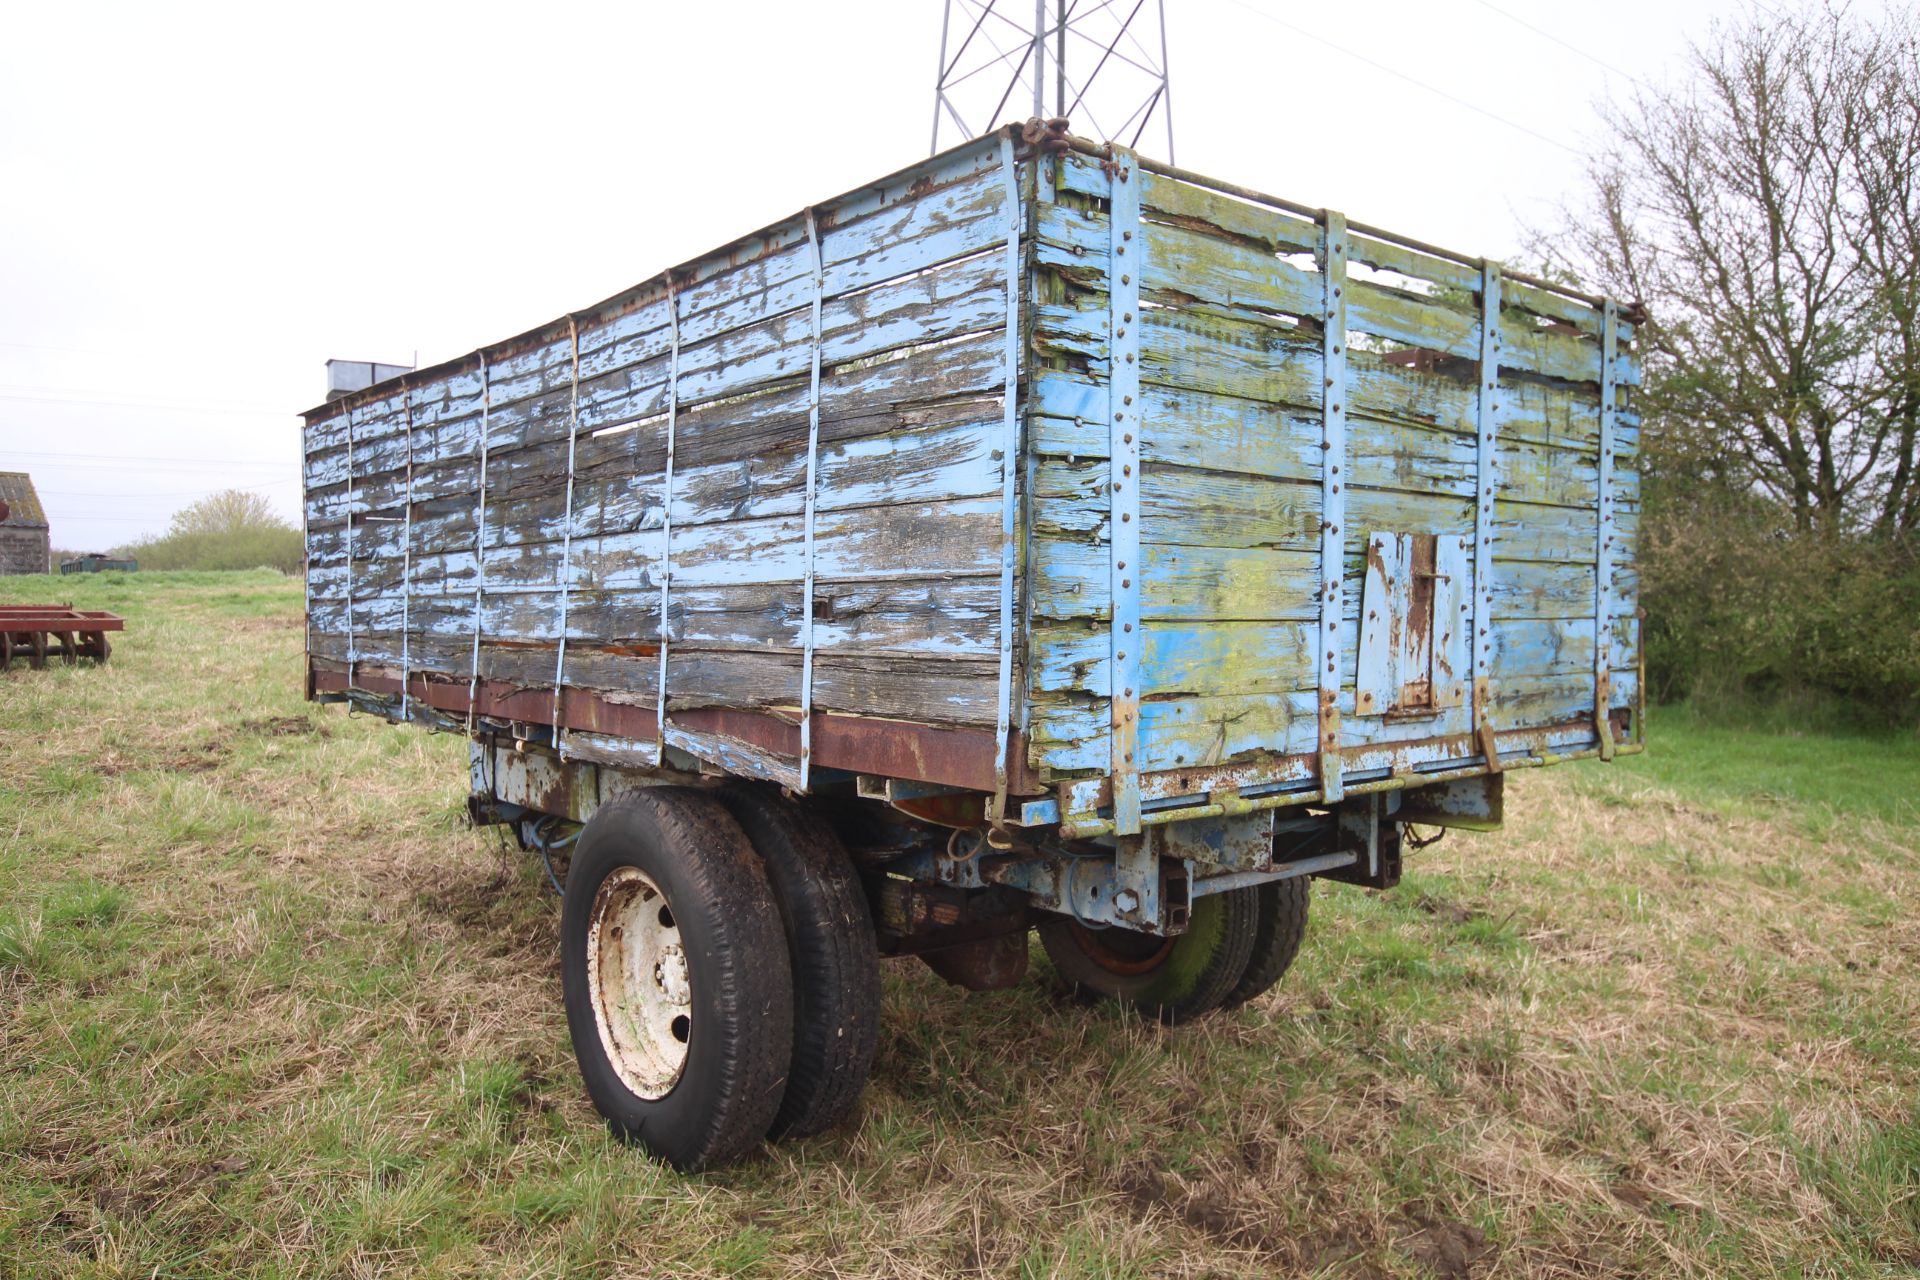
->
(301, 125), (1643, 842)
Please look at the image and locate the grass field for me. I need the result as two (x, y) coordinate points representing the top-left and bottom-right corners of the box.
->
(2, 570), (1916, 1279)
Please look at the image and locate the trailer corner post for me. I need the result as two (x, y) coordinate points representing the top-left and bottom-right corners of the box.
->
(1316, 211), (1349, 805)
(465, 351), (492, 737)
(990, 133), (1023, 829)
(655, 279), (683, 765)
(399, 390), (415, 723)
(1594, 298), (1619, 761)
(798, 211), (827, 792)
(551, 316), (583, 759)
(1107, 143), (1144, 837)
(341, 401), (357, 693)
(1472, 261), (1503, 761)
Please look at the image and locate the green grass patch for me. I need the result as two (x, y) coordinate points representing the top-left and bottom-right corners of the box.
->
(1, 572), (1915, 1277)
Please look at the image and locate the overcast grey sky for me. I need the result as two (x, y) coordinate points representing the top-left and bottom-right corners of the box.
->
(0, 0), (1774, 551)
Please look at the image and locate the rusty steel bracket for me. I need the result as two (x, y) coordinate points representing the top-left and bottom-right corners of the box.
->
(984, 842), (1191, 937)
(1316, 795), (1402, 890)
(1150, 810), (1275, 873)
(1398, 772), (1504, 832)
(1476, 722), (1504, 773)
(1316, 210), (1350, 804)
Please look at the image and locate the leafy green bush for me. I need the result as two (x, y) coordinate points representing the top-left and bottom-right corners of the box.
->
(1642, 482), (1920, 726)
(120, 489), (303, 574)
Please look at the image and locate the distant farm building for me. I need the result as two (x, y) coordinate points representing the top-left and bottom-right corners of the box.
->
(0, 472), (51, 575)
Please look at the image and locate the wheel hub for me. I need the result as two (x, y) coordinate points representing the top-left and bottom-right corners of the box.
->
(1064, 919), (1177, 975)
(585, 866), (691, 1099)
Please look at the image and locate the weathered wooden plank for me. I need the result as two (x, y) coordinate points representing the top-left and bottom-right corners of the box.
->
(1028, 363), (1638, 468)
(1494, 500), (1639, 563)
(1026, 667), (1638, 775)
(1034, 200), (1636, 385)
(1050, 149), (1635, 350)
(1052, 149), (1321, 257)
(308, 317), (1011, 503)
(1028, 618), (1332, 698)
(1490, 559), (1639, 620)
(310, 493), (1003, 598)
(304, 142), (1009, 448)
(317, 632), (1002, 730)
(1030, 538), (1320, 621)
(313, 576), (1001, 658)
(307, 334), (1008, 536)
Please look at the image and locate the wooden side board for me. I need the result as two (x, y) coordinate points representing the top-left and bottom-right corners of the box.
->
(1023, 150), (1642, 786)
(302, 132), (1643, 806)
(303, 134), (1028, 780)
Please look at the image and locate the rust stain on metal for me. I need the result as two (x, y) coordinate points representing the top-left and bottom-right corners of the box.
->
(310, 667), (1043, 796)
(920, 932), (1030, 990)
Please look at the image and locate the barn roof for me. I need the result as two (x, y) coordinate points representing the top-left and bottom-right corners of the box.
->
(0, 472), (49, 527)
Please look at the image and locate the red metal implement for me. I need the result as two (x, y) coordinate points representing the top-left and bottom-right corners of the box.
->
(0, 604), (124, 670)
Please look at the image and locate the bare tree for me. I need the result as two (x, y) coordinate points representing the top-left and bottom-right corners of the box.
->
(1539, 3), (1920, 535)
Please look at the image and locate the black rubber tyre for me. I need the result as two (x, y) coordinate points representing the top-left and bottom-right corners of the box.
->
(1038, 888), (1258, 1024)
(716, 785), (881, 1141)
(1220, 878), (1310, 1009)
(560, 788), (794, 1172)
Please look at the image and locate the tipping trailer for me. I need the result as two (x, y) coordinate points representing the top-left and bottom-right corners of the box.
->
(301, 121), (1644, 1170)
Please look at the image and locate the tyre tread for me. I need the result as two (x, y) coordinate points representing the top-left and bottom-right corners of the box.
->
(1221, 878), (1310, 1010)
(717, 786), (880, 1141)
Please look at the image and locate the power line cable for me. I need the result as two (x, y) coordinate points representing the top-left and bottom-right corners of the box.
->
(1470, 0), (1648, 87)
(3, 448), (294, 468)
(38, 476), (300, 500)
(0, 387), (295, 416)
(1216, 0), (1582, 156)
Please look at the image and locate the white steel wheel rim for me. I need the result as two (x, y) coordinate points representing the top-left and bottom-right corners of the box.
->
(586, 866), (692, 1100)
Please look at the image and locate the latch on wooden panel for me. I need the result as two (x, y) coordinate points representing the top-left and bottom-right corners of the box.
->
(1356, 531), (1468, 718)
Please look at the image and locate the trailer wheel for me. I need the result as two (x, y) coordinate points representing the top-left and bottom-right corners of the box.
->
(560, 788), (794, 1172)
(716, 785), (880, 1141)
(1220, 878), (1310, 1009)
(1038, 888), (1257, 1024)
